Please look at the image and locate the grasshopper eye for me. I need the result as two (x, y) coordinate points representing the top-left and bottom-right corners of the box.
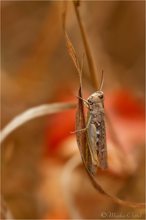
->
(88, 99), (93, 105)
(99, 94), (103, 99)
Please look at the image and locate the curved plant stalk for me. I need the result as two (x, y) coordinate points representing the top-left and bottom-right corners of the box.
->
(72, 0), (99, 89)
(0, 102), (76, 144)
(61, 154), (145, 220)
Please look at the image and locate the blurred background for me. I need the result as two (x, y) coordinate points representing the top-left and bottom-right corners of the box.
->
(1, 1), (145, 219)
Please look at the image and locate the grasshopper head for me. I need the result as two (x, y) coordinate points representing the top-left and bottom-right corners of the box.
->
(87, 91), (104, 104)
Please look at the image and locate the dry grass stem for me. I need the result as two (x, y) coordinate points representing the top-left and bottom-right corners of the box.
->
(73, 0), (99, 90)
(65, 32), (82, 77)
(62, 154), (145, 220)
(0, 102), (76, 144)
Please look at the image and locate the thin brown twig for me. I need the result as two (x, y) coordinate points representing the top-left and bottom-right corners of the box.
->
(72, 1), (99, 90)
(86, 164), (145, 209)
(62, 1), (83, 81)
(65, 32), (82, 76)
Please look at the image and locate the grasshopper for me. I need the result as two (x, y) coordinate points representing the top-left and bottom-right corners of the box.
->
(75, 73), (108, 171)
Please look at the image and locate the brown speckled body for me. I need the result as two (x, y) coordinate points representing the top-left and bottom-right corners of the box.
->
(87, 91), (107, 170)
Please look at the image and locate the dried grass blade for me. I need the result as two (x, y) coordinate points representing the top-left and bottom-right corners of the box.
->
(72, 0), (99, 89)
(76, 86), (96, 175)
(75, 87), (86, 158)
(65, 32), (81, 76)
(86, 168), (145, 209)
(0, 102), (76, 144)
(62, 1), (82, 78)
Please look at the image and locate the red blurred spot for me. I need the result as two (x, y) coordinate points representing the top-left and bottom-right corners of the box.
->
(106, 90), (144, 119)
(45, 109), (75, 154)
(44, 89), (76, 155)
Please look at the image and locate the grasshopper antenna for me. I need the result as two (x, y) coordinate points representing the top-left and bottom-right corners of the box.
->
(99, 70), (104, 91)
(79, 52), (85, 88)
